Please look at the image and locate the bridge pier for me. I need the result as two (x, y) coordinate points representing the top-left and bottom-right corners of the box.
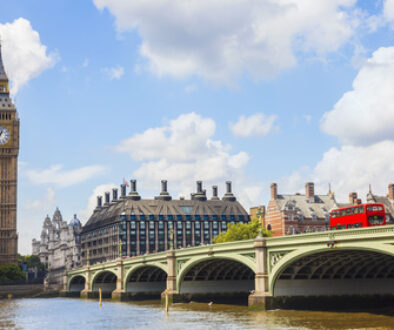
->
(161, 250), (182, 303)
(111, 258), (124, 300)
(80, 266), (91, 299)
(248, 237), (273, 310)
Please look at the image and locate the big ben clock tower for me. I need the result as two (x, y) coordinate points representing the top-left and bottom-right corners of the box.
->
(0, 41), (19, 265)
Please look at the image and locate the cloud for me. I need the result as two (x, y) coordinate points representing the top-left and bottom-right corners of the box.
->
(26, 164), (107, 187)
(101, 65), (124, 80)
(93, 0), (359, 84)
(280, 141), (394, 203)
(384, 0), (394, 23)
(0, 18), (57, 94)
(230, 113), (278, 137)
(80, 183), (117, 220)
(115, 112), (251, 195)
(24, 187), (56, 211)
(321, 47), (394, 145)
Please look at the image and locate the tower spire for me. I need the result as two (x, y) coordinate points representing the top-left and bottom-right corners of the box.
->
(0, 38), (10, 94)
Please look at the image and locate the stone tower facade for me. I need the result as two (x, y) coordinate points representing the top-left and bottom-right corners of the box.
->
(0, 42), (19, 265)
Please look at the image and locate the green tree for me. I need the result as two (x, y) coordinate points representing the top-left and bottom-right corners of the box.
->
(18, 254), (46, 272)
(213, 218), (271, 243)
(0, 263), (26, 282)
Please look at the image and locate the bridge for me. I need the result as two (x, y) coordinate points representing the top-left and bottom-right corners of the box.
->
(65, 225), (394, 309)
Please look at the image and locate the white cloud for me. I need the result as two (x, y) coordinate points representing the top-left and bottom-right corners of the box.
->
(230, 113), (278, 137)
(280, 141), (394, 203)
(115, 112), (252, 195)
(24, 187), (56, 211)
(321, 47), (394, 145)
(80, 183), (117, 220)
(0, 18), (57, 94)
(93, 0), (359, 84)
(26, 164), (107, 187)
(384, 0), (394, 23)
(101, 65), (124, 80)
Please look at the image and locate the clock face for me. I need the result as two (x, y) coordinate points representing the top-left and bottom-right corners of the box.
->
(0, 126), (10, 145)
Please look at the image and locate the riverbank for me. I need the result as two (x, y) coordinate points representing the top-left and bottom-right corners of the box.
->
(0, 284), (59, 299)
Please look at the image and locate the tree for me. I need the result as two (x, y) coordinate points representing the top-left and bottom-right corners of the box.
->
(213, 218), (271, 243)
(18, 254), (46, 272)
(0, 263), (26, 282)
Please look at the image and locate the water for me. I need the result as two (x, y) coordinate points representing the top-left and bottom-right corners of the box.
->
(0, 298), (393, 329)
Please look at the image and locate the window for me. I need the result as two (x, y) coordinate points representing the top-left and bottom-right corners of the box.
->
(360, 206), (364, 213)
(159, 214), (164, 220)
(212, 215), (218, 220)
(204, 215), (209, 220)
(149, 221), (155, 229)
(140, 222), (146, 229)
(204, 221), (209, 229)
(288, 214), (294, 222)
(130, 221), (136, 229)
(177, 222), (183, 229)
(149, 214), (154, 220)
(230, 215), (235, 220)
(354, 207), (359, 214)
(195, 222), (201, 229)
(239, 215), (244, 221)
(221, 215), (227, 220)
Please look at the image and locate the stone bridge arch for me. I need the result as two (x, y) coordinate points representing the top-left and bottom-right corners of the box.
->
(67, 274), (86, 292)
(176, 255), (256, 304)
(90, 269), (118, 296)
(123, 263), (168, 299)
(269, 243), (394, 297)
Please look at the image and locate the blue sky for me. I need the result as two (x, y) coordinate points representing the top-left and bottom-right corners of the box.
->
(1, 0), (394, 254)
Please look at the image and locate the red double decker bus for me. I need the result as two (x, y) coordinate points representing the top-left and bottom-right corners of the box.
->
(330, 203), (386, 230)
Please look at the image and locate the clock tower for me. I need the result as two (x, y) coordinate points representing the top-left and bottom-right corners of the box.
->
(0, 41), (19, 265)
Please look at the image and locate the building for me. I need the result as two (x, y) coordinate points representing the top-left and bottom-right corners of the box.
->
(32, 208), (82, 287)
(265, 182), (338, 236)
(0, 41), (19, 265)
(249, 205), (266, 224)
(366, 184), (394, 224)
(81, 180), (249, 265)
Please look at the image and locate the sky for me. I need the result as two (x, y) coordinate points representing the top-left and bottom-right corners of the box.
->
(1, 0), (394, 254)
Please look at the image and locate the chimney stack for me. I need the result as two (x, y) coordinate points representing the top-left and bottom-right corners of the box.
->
(271, 183), (278, 199)
(128, 179), (141, 200)
(120, 184), (126, 198)
(193, 180), (207, 201)
(197, 181), (203, 193)
(97, 196), (102, 208)
(349, 192), (357, 205)
(222, 181), (236, 201)
(104, 192), (110, 205)
(305, 182), (314, 200)
(155, 180), (171, 201)
(211, 185), (219, 200)
(389, 184), (394, 200)
(112, 188), (118, 202)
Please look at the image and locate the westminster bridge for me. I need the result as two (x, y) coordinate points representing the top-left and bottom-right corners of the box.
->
(65, 225), (394, 309)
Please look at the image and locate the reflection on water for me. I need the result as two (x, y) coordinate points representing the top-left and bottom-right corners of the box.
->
(0, 298), (393, 329)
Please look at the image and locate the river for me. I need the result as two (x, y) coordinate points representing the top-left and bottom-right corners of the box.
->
(0, 298), (393, 329)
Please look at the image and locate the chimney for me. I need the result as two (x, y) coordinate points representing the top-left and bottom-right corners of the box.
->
(155, 180), (171, 201)
(349, 192), (357, 205)
(193, 180), (207, 201)
(197, 181), (202, 193)
(271, 183), (278, 199)
(305, 182), (314, 200)
(356, 198), (362, 205)
(104, 192), (110, 205)
(389, 184), (394, 200)
(120, 184), (126, 198)
(222, 181), (236, 201)
(211, 185), (219, 200)
(97, 196), (102, 208)
(112, 188), (118, 201)
(128, 179), (141, 200)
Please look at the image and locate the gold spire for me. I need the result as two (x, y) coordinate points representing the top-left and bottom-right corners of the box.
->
(0, 38), (10, 94)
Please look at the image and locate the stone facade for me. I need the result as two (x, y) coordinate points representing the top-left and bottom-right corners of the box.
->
(32, 208), (82, 287)
(265, 183), (338, 236)
(0, 41), (19, 265)
(366, 184), (394, 224)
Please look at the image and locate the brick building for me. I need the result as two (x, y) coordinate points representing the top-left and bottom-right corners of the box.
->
(265, 182), (338, 236)
(366, 184), (394, 224)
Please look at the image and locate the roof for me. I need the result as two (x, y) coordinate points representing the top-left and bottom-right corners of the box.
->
(83, 197), (249, 232)
(273, 194), (337, 218)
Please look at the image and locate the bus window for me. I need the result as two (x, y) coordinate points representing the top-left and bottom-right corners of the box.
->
(346, 208), (352, 215)
(341, 209), (346, 216)
(360, 206), (364, 213)
(341, 225), (346, 229)
(347, 224), (354, 229)
(330, 212), (335, 218)
(354, 207), (359, 214)
(330, 227), (336, 230)
(355, 223), (362, 228)
(336, 224), (341, 229)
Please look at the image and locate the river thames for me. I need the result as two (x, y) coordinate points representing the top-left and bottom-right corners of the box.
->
(0, 298), (393, 329)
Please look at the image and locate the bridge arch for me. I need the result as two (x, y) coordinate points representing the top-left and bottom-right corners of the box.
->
(91, 270), (118, 296)
(67, 274), (86, 292)
(177, 255), (256, 304)
(123, 263), (168, 299)
(269, 243), (394, 297)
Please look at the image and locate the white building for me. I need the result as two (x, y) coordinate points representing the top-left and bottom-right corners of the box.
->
(32, 208), (82, 287)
